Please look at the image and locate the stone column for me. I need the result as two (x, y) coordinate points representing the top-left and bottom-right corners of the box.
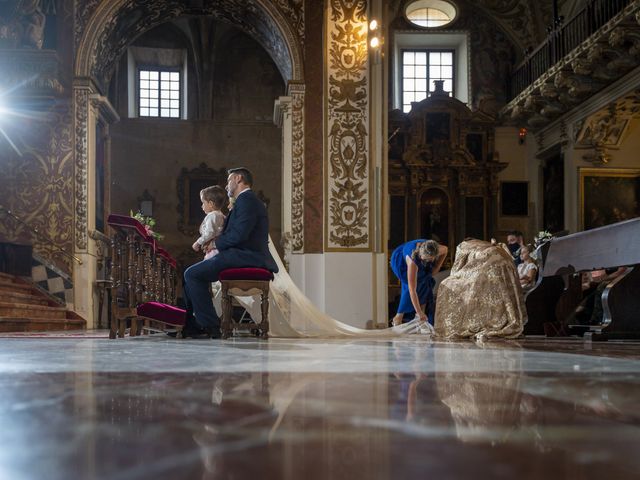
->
(274, 95), (293, 254)
(73, 80), (119, 327)
(319, 0), (387, 328)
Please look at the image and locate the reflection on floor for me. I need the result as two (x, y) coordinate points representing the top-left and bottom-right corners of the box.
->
(0, 335), (639, 479)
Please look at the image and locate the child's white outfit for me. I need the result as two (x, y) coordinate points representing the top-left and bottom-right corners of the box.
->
(196, 210), (226, 260)
(517, 261), (538, 290)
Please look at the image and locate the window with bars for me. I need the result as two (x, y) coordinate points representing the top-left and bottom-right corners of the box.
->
(138, 69), (181, 118)
(402, 49), (454, 113)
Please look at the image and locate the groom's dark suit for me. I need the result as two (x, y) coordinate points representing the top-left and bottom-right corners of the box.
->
(183, 189), (278, 332)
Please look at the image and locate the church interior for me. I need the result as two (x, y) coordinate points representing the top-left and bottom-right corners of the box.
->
(0, 0), (639, 478)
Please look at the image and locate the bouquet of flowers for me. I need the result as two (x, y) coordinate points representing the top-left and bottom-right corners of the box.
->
(130, 210), (164, 240)
(534, 230), (553, 249)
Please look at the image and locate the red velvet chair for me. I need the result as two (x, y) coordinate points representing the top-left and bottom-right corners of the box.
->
(219, 268), (273, 339)
(132, 301), (186, 336)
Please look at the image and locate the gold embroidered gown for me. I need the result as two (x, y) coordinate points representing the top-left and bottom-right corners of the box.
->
(434, 239), (526, 340)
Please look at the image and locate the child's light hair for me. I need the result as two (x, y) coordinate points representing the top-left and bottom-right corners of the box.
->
(200, 185), (227, 209)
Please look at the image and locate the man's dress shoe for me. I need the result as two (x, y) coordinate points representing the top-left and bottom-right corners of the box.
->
(182, 324), (222, 339)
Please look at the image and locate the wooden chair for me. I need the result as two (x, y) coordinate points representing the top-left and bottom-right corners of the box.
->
(131, 301), (185, 336)
(219, 268), (273, 339)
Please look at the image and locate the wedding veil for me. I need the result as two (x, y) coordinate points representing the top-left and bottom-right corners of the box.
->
(212, 237), (431, 338)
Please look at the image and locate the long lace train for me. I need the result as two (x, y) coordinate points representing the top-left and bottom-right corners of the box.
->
(212, 238), (430, 338)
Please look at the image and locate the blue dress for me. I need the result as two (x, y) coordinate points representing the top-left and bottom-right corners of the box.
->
(390, 239), (436, 324)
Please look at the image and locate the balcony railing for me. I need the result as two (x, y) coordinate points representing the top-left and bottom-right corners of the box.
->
(509, 0), (632, 101)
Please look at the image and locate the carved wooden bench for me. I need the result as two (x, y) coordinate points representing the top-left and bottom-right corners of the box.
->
(525, 218), (640, 340)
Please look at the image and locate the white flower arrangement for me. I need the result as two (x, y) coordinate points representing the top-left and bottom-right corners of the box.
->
(534, 230), (553, 248)
(130, 210), (164, 240)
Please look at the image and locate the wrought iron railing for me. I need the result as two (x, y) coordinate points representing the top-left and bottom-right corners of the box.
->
(509, 0), (632, 100)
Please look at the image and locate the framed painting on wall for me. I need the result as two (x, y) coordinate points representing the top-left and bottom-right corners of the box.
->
(500, 181), (529, 217)
(425, 112), (451, 144)
(419, 187), (449, 245)
(579, 168), (640, 230)
(466, 133), (484, 163)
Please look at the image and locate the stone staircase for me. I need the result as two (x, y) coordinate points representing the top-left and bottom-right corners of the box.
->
(0, 272), (85, 332)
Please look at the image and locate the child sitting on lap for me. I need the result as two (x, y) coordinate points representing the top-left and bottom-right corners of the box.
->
(192, 185), (227, 260)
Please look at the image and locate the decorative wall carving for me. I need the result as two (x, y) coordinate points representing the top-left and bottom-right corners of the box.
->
(0, 0), (47, 49)
(325, 0), (370, 250)
(0, 102), (74, 274)
(574, 90), (640, 165)
(0, 50), (64, 96)
(74, 0), (101, 49)
(469, 0), (554, 52)
(75, 0), (303, 55)
(273, 0), (304, 45)
(289, 82), (305, 252)
(74, 86), (91, 251)
(452, 3), (516, 116)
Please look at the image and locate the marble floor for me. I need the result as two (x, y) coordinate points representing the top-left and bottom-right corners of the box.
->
(1, 335), (639, 480)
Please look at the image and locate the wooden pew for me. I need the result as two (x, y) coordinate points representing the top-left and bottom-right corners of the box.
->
(106, 214), (178, 338)
(525, 218), (640, 339)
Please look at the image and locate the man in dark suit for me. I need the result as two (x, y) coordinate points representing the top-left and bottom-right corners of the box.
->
(182, 167), (278, 338)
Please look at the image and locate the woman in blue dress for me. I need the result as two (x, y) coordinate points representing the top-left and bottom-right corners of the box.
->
(390, 239), (448, 326)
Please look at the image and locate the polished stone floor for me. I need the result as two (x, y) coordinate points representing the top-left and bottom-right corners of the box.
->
(1, 335), (639, 480)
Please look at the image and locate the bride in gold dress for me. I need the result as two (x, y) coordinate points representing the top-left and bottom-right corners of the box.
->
(434, 239), (526, 340)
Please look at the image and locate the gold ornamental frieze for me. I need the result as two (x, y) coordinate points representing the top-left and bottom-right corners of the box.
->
(0, 104), (74, 274)
(74, 87), (90, 251)
(289, 83), (305, 252)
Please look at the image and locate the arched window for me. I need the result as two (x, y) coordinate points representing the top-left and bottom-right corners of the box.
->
(405, 0), (457, 28)
(394, 1), (467, 112)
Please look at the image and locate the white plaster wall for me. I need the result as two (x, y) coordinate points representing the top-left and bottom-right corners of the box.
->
(288, 253), (325, 315)
(324, 253), (373, 328)
(495, 126), (528, 179)
(494, 126), (538, 241)
(289, 252), (385, 329)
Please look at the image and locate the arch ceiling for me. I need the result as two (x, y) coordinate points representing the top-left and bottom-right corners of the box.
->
(76, 0), (301, 89)
(393, 0), (572, 55)
(471, 0), (571, 52)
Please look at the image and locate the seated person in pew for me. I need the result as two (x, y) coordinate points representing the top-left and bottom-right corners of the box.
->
(506, 230), (524, 266)
(586, 267), (628, 325)
(182, 167), (278, 338)
(517, 244), (538, 291)
(565, 267), (628, 326)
